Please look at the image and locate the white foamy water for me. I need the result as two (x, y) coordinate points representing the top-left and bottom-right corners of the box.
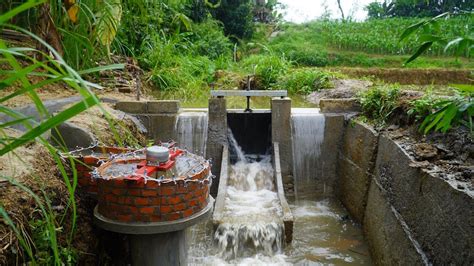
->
(291, 109), (325, 198)
(210, 130), (284, 262)
(175, 112), (208, 156)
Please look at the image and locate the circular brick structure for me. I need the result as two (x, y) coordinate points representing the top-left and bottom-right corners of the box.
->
(95, 148), (211, 223)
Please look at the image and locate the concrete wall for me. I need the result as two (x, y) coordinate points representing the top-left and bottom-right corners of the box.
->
(335, 119), (473, 265)
(337, 121), (378, 222)
(271, 98), (292, 179)
(372, 135), (473, 264)
(206, 98), (228, 197)
(115, 100), (179, 142)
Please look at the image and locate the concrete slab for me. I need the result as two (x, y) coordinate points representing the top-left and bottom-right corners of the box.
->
(147, 100), (180, 114)
(273, 142), (294, 243)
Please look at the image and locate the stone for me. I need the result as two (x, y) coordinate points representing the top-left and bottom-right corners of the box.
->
(50, 122), (96, 150)
(413, 143), (438, 160)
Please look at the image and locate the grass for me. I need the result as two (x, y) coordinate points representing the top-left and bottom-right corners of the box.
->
(0, 1), (131, 264)
(266, 19), (473, 69)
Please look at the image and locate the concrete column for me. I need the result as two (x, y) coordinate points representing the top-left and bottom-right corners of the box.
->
(271, 97), (292, 180)
(129, 231), (187, 266)
(206, 97), (227, 197)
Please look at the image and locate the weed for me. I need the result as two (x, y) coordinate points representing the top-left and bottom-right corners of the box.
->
(277, 68), (332, 94)
(240, 54), (290, 88)
(358, 85), (401, 127)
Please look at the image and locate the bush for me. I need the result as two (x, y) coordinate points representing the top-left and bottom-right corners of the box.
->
(277, 68), (332, 94)
(358, 85), (401, 126)
(190, 19), (232, 60)
(240, 54), (290, 88)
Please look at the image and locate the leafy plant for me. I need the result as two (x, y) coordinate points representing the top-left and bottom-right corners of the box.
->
(399, 12), (473, 64)
(0, 1), (123, 264)
(358, 85), (401, 126)
(407, 91), (444, 121)
(277, 68), (332, 94)
(240, 53), (290, 88)
(418, 88), (473, 134)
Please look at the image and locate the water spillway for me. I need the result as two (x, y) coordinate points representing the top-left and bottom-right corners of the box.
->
(175, 111), (208, 156)
(291, 108), (326, 198)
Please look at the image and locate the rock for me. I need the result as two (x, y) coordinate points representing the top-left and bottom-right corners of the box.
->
(50, 122), (96, 150)
(413, 143), (438, 160)
(306, 79), (372, 105)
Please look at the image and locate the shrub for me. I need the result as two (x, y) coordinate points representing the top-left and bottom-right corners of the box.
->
(190, 19), (232, 60)
(358, 85), (401, 126)
(277, 68), (332, 94)
(418, 87), (473, 135)
(240, 54), (290, 88)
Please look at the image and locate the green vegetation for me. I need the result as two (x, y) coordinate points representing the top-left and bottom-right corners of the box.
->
(267, 17), (472, 68)
(358, 85), (401, 127)
(417, 87), (473, 135)
(365, 0), (473, 19)
(276, 68), (333, 94)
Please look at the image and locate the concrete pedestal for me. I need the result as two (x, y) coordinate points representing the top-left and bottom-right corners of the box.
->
(130, 230), (187, 266)
(94, 197), (214, 266)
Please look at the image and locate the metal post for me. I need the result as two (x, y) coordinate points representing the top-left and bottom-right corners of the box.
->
(245, 75), (252, 112)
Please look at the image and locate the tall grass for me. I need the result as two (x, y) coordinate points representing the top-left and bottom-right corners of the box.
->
(0, 0), (123, 263)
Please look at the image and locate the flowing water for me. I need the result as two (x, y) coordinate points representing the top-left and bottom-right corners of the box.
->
(175, 112), (208, 156)
(291, 108), (326, 199)
(188, 111), (371, 265)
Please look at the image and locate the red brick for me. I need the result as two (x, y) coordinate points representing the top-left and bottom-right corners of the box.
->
(148, 197), (161, 205)
(78, 177), (88, 187)
(188, 199), (198, 207)
(166, 196), (182, 205)
(83, 156), (98, 165)
(145, 181), (160, 188)
(134, 197), (148, 205)
(111, 178), (125, 187)
(142, 190), (157, 197)
(128, 189), (141, 196)
(111, 188), (125, 196)
(128, 206), (139, 214)
(105, 194), (117, 203)
(150, 215), (161, 222)
(88, 186), (98, 194)
(83, 172), (92, 178)
(161, 186), (175, 196)
(184, 193), (193, 200)
(174, 203), (186, 211)
(140, 207), (154, 215)
(165, 212), (181, 221)
(160, 205), (172, 214)
(116, 214), (133, 222)
(183, 208), (193, 218)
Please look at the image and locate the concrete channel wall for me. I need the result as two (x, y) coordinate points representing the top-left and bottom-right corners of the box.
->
(336, 119), (474, 265)
(115, 100), (180, 142)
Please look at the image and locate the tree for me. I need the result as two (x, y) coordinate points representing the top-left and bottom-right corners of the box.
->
(210, 0), (255, 39)
(365, 0), (474, 19)
(336, 0), (345, 21)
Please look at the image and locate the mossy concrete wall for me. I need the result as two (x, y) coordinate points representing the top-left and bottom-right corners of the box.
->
(337, 119), (474, 265)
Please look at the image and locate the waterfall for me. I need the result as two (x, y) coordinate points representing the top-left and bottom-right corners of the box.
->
(214, 129), (284, 262)
(175, 112), (208, 156)
(291, 109), (325, 199)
